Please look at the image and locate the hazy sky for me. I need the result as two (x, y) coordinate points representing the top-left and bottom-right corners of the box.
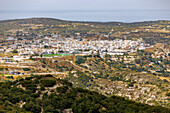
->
(0, 0), (169, 10)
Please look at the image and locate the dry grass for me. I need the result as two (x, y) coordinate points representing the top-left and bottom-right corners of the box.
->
(158, 76), (170, 82)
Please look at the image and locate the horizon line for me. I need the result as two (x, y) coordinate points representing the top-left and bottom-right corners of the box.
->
(0, 17), (170, 24)
(0, 9), (170, 12)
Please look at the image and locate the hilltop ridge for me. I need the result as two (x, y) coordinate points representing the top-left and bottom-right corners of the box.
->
(0, 17), (169, 24)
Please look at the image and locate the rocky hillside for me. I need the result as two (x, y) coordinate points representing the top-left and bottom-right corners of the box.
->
(0, 75), (169, 113)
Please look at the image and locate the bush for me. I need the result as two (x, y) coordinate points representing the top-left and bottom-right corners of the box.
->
(42, 65), (46, 68)
(12, 49), (18, 53)
(56, 86), (68, 93)
(76, 57), (86, 64)
(6, 76), (14, 79)
(23, 102), (41, 113)
(166, 93), (170, 96)
(40, 86), (45, 91)
(31, 93), (40, 98)
(23, 68), (31, 71)
(40, 80), (56, 87)
(0, 67), (4, 71)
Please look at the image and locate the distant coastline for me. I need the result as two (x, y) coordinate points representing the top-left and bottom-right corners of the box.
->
(0, 10), (170, 23)
(0, 17), (169, 24)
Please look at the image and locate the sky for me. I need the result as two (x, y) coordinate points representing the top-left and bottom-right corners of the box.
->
(0, 0), (170, 11)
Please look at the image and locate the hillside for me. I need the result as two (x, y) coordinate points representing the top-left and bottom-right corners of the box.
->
(0, 18), (168, 25)
(0, 75), (169, 113)
(0, 18), (169, 45)
(0, 50), (169, 108)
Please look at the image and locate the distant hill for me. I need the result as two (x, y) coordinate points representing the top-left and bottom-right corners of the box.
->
(0, 18), (169, 45)
(0, 17), (169, 25)
(0, 18), (123, 25)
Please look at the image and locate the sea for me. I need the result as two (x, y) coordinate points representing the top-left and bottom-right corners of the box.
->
(0, 10), (170, 23)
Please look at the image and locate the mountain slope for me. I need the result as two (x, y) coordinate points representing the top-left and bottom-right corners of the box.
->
(0, 75), (169, 113)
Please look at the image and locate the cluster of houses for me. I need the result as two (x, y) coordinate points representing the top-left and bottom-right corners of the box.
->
(0, 36), (152, 62)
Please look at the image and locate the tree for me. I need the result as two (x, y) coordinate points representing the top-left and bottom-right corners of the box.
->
(40, 86), (45, 91)
(12, 49), (18, 53)
(166, 93), (170, 96)
(56, 86), (68, 93)
(40, 80), (56, 87)
(23, 102), (41, 113)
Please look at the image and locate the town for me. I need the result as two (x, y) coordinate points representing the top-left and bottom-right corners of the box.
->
(0, 36), (152, 61)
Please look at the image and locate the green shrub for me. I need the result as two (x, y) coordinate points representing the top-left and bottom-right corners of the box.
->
(23, 68), (31, 71)
(40, 80), (56, 87)
(56, 86), (68, 93)
(0, 67), (4, 71)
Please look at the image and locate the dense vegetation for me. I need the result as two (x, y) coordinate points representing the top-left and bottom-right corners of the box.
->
(0, 75), (169, 113)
